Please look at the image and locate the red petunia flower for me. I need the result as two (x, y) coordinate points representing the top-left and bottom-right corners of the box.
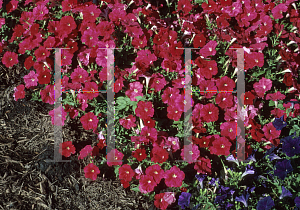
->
(145, 164), (164, 184)
(283, 72), (293, 86)
(164, 166), (185, 188)
(58, 15), (76, 35)
(193, 33), (206, 48)
(24, 56), (34, 70)
(83, 82), (98, 100)
(143, 118), (155, 128)
(167, 105), (183, 121)
(194, 156), (212, 175)
(80, 112), (99, 131)
(84, 163), (100, 181)
(135, 101), (154, 120)
(37, 69), (51, 85)
(177, 0), (193, 15)
(223, 1), (242, 17)
(6, 0), (18, 13)
(139, 175), (157, 194)
(253, 77), (272, 98)
(262, 122), (281, 140)
(106, 149), (124, 167)
(200, 103), (219, 122)
(199, 41), (218, 58)
(61, 0), (77, 12)
(13, 84), (25, 101)
(59, 141), (76, 157)
(265, 91), (286, 101)
(209, 137), (232, 156)
(244, 91), (256, 105)
(132, 148), (147, 162)
(149, 73), (167, 92)
(70, 66), (88, 84)
(154, 193), (169, 210)
(215, 76), (235, 92)
(201, 60), (218, 79)
(119, 164), (135, 182)
(151, 146), (169, 163)
(2, 51), (18, 68)
(40, 85), (55, 104)
(215, 92), (234, 109)
(119, 115), (137, 129)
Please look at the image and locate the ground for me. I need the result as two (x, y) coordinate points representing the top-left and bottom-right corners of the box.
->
(0, 64), (154, 210)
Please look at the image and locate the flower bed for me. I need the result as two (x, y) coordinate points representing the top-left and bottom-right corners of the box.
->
(1, 0), (300, 209)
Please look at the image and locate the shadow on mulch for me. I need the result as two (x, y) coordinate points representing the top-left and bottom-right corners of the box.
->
(0, 84), (154, 209)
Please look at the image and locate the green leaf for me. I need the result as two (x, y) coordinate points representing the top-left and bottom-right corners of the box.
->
(131, 185), (140, 192)
(269, 100), (275, 107)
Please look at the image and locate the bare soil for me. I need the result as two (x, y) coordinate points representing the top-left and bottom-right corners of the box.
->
(0, 63), (155, 210)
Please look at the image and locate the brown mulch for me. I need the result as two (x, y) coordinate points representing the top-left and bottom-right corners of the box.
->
(0, 64), (155, 209)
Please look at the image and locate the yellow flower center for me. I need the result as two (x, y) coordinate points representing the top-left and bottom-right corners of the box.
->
(221, 144), (225, 148)
(91, 169), (94, 173)
(89, 119), (93, 122)
(172, 174), (177, 178)
(66, 147), (70, 150)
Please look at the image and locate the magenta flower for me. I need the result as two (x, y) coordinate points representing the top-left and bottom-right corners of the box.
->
(48, 105), (67, 126)
(2, 51), (18, 68)
(106, 149), (123, 167)
(23, 71), (38, 88)
(80, 112), (99, 131)
(272, 3), (288, 20)
(180, 144), (200, 163)
(253, 77), (272, 98)
(78, 145), (93, 160)
(13, 84), (25, 101)
(262, 122), (281, 140)
(223, 1), (242, 17)
(139, 175), (157, 194)
(200, 41), (218, 58)
(125, 81), (144, 101)
(84, 163), (100, 181)
(164, 166), (185, 188)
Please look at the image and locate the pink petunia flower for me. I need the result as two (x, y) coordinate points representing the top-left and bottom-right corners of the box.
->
(180, 144), (200, 163)
(262, 122), (281, 140)
(199, 41), (218, 58)
(135, 101), (154, 120)
(78, 145), (93, 160)
(106, 149), (124, 167)
(125, 81), (144, 101)
(253, 77), (272, 98)
(48, 105), (68, 126)
(272, 3), (288, 20)
(119, 164), (135, 182)
(23, 71), (38, 88)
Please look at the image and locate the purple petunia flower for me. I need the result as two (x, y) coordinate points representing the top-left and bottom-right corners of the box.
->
(241, 164), (255, 178)
(236, 192), (250, 207)
(195, 174), (206, 189)
(267, 153), (281, 161)
(209, 178), (219, 186)
(226, 154), (240, 165)
(256, 196), (275, 210)
(178, 192), (191, 209)
(295, 196), (300, 208)
(274, 159), (293, 180)
(272, 115), (287, 131)
(279, 186), (292, 199)
(282, 136), (300, 157)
